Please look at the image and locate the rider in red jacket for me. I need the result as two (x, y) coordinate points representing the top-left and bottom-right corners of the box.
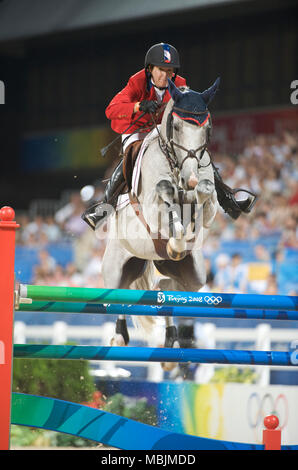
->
(82, 43), (256, 230)
(105, 69), (186, 135)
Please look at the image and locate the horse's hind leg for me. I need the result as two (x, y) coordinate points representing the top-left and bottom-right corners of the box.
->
(162, 316), (180, 372)
(158, 277), (183, 349)
(154, 257), (205, 373)
(154, 251), (206, 291)
(113, 316), (129, 346)
(102, 239), (147, 346)
(154, 277), (181, 372)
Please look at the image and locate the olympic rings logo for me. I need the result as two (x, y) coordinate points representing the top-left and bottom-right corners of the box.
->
(204, 295), (222, 305)
(247, 392), (288, 430)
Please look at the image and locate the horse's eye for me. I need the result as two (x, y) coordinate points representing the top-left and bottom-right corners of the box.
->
(173, 122), (180, 132)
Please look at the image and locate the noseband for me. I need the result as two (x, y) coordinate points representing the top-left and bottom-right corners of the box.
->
(160, 105), (212, 171)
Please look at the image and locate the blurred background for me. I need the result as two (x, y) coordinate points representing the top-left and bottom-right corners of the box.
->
(1, 0), (298, 448)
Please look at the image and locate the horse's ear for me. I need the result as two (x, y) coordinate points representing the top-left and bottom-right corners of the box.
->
(167, 78), (184, 102)
(201, 77), (220, 105)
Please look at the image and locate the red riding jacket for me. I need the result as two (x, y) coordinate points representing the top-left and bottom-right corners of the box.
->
(105, 69), (187, 134)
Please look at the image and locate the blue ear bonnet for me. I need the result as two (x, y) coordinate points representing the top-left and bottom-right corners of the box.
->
(173, 89), (209, 125)
(168, 77), (220, 126)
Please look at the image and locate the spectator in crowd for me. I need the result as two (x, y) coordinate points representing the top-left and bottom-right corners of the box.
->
(49, 265), (68, 286)
(43, 216), (62, 242)
(213, 253), (231, 292)
(263, 274), (278, 295)
(213, 253), (248, 293)
(21, 215), (49, 246)
(227, 253), (249, 293)
(55, 191), (87, 237)
(38, 249), (56, 274)
(279, 217), (298, 249)
(65, 263), (84, 287)
(254, 244), (271, 262)
(82, 246), (104, 279)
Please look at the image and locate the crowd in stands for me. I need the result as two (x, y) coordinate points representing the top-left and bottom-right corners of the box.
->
(15, 130), (298, 295)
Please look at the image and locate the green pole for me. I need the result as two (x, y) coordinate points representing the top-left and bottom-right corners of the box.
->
(19, 284), (298, 310)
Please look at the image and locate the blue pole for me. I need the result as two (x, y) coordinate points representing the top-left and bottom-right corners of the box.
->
(14, 344), (296, 366)
(18, 300), (298, 321)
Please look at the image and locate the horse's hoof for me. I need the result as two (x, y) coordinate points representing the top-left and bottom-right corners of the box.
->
(166, 238), (187, 261)
(161, 338), (180, 371)
(110, 334), (126, 347)
(161, 361), (178, 372)
(197, 179), (214, 195)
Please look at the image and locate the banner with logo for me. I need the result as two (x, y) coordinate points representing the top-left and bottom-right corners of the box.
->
(20, 126), (115, 172)
(102, 379), (297, 446)
(157, 382), (298, 445)
(19, 106), (298, 171)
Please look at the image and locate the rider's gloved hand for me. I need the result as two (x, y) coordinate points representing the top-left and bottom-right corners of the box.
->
(139, 100), (159, 114)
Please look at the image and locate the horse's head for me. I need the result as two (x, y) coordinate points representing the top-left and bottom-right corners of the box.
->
(162, 77), (220, 191)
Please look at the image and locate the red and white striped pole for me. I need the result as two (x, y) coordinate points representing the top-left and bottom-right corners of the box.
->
(263, 415), (281, 450)
(0, 206), (19, 450)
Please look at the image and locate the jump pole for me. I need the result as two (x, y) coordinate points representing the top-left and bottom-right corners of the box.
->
(17, 300), (298, 320)
(13, 344), (297, 366)
(19, 284), (298, 311)
(0, 207), (19, 450)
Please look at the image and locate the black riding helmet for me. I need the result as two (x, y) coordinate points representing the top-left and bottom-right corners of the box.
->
(144, 43), (180, 85)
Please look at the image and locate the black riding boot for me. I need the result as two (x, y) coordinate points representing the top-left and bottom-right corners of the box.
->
(213, 164), (257, 220)
(82, 159), (125, 230)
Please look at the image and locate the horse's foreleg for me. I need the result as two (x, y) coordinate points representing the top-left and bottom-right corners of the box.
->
(161, 316), (181, 372)
(155, 276), (181, 371)
(102, 240), (131, 347)
(156, 179), (187, 260)
(111, 315), (129, 346)
(202, 190), (218, 228)
(164, 317), (179, 347)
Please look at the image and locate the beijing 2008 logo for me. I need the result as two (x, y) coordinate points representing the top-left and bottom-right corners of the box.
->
(157, 292), (166, 304)
(204, 295), (222, 305)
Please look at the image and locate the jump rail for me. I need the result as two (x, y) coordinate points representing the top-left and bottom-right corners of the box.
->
(18, 284), (298, 311)
(17, 300), (298, 320)
(14, 344), (298, 366)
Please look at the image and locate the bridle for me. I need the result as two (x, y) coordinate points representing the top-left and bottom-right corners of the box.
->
(128, 103), (212, 258)
(155, 104), (213, 172)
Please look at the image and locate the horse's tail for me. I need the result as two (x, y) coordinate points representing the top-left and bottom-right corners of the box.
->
(130, 261), (159, 337)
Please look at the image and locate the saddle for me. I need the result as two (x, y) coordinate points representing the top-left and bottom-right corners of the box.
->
(122, 140), (143, 192)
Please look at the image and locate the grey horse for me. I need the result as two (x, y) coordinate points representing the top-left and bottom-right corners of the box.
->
(100, 78), (219, 371)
